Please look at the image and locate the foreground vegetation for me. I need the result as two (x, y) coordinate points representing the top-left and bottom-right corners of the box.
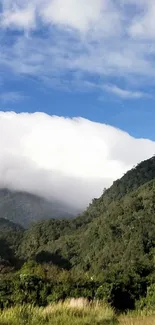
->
(2, 156), (155, 313)
(0, 300), (117, 325)
(2, 301), (155, 325)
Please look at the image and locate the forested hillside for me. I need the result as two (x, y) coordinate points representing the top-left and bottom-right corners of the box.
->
(0, 218), (23, 273)
(77, 155), (155, 224)
(1, 156), (155, 311)
(0, 189), (77, 227)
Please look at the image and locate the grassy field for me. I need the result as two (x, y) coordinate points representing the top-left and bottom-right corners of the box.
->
(0, 300), (117, 325)
(119, 315), (155, 325)
(0, 299), (155, 325)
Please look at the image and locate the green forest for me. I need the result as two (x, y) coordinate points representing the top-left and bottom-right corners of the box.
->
(2, 155), (155, 321)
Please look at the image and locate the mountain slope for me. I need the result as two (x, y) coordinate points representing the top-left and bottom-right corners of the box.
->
(3, 155), (155, 261)
(76, 155), (155, 225)
(2, 155), (155, 309)
(16, 177), (155, 309)
(1, 156), (155, 228)
(0, 189), (78, 227)
(19, 178), (155, 268)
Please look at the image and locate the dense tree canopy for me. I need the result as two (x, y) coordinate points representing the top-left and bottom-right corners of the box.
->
(1, 156), (155, 310)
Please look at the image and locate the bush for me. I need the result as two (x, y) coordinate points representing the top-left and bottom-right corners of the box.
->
(136, 284), (155, 311)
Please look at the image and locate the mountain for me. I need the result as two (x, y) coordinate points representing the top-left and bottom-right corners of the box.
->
(19, 178), (155, 267)
(0, 188), (78, 227)
(18, 155), (155, 261)
(2, 155), (155, 309)
(75, 155), (155, 225)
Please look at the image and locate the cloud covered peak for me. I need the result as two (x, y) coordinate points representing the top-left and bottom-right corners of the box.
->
(0, 112), (155, 209)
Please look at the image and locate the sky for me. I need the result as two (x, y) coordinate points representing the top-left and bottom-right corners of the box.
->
(1, 0), (155, 209)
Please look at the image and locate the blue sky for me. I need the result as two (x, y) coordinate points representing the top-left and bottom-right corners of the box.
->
(2, 80), (154, 139)
(1, 0), (155, 140)
(2, 0), (155, 206)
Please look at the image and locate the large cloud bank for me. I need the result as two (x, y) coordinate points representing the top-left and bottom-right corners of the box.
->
(0, 111), (155, 209)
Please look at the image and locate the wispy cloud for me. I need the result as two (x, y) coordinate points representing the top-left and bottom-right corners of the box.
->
(129, 1), (155, 40)
(0, 0), (155, 96)
(103, 85), (148, 99)
(0, 92), (27, 104)
(1, 6), (35, 30)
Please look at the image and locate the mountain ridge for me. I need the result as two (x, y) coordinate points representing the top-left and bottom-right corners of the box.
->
(0, 188), (78, 227)
(1, 155), (155, 309)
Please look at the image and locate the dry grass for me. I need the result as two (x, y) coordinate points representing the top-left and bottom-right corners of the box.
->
(119, 315), (155, 325)
(1, 299), (155, 325)
(0, 299), (117, 325)
(119, 310), (155, 325)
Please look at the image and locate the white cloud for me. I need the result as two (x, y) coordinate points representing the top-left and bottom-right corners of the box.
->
(0, 92), (26, 104)
(129, 0), (155, 39)
(41, 0), (104, 32)
(1, 6), (35, 30)
(0, 112), (155, 209)
(1, 0), (118, 34)
(0, 1), (155, 96)
(103, 85), (147, 99)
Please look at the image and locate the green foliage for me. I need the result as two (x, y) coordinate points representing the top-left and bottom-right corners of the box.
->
(12, 275), (49, 306)
(95, 284), (112, 302)
(136, 284), (155, 311)
(0, 265), (99, 308)
(2, 155), (155, 311)
(0, 278), (13, 309)
(20, 261), (45, 278)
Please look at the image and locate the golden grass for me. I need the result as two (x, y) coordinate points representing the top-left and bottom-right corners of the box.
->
(119, 315), (155, 325)
(119, 309), (155, 325)
(0, 299), (117, 325)
(1, 299), (155, 325)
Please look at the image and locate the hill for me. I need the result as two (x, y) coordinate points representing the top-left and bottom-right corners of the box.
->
(76, 155), (155, 224)
(19, 178), (155, 269)
(0, 188), (78, 227)
(1, 155), (155, 310)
